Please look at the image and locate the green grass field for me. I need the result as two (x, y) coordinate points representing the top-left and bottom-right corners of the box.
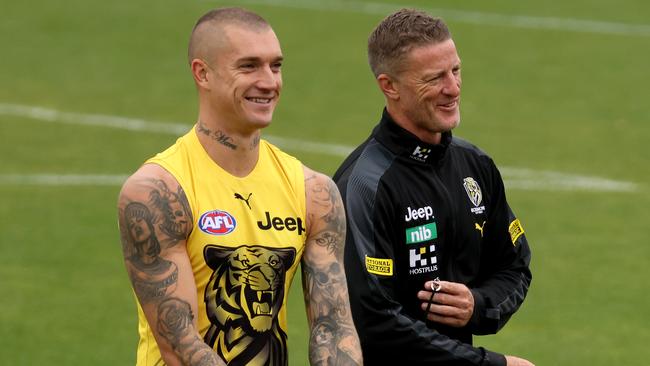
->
(1, 0), (649, 364)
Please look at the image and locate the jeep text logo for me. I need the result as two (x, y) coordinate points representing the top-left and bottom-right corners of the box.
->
(257, 211), (306, 235)
(199, 210), (236, 235)
(404, 206), (434, 222)
(405, 223), (437, 244)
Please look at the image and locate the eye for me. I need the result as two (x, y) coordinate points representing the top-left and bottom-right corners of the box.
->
(271, 62), (282, 72)
(239, 63), (256, 71)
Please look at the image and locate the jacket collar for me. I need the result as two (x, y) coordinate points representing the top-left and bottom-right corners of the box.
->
(374, 108), (452, 165)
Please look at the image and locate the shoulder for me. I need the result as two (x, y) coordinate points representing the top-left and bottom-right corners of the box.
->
(118, 163), (193, 243)
(302, 165), (335, 196)
(450, 136), (490, 158)
(119, 164), (181, 201)
(449, 136), (499, 170)
(334, 138), (396, 200)
(302, 165), (344, 234)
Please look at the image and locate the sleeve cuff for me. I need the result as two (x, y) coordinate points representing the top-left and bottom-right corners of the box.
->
(469, 288), (485, 329)
(484, 349), (507, 366)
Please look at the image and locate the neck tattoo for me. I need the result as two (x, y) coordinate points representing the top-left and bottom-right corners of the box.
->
(197, 120), (238, 150)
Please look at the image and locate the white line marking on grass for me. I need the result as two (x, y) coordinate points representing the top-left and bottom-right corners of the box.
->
(221, 0), (650, 37)
(0, 172), (637, 192)
(500, 168), (638, 192)
(0, 174), (128, 186)
(0, 103), (190, 135)
(0, 103), (639, 192)
(0, 103), (351, 157)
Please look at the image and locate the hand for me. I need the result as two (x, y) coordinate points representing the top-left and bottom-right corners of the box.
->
(505, 355), (535, 366)
(417, 280), (474, 327)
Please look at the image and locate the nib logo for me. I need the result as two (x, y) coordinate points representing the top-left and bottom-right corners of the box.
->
(405, 223), (437, 244)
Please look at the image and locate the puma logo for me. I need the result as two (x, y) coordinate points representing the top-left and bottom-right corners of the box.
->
(234, 192), (253, 210)
(475, 221), (486, 237)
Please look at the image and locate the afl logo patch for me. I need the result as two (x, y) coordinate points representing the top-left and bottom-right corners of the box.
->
(199, 210), (236, 235)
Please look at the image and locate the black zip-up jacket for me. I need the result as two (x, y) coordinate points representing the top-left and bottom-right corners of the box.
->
(333, 110), (532, 366)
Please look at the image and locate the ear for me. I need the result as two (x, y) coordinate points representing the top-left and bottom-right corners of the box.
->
(190, 58), (211, 89)
(377, 73), (400, 101)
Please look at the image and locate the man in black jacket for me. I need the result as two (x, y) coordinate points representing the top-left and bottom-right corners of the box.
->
(333, 9), (534, 366)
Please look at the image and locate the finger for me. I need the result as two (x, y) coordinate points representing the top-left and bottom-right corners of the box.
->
(424, 312), (467, 328)
(422, 280), (441, 292)
(436, 281), (464, 294)
(428, 292), (468, 308)
(420, 302), (459, 317)
(416, 290), (436, 301)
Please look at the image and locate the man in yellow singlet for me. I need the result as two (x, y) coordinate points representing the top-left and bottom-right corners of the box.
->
(117, 8), (362, 366)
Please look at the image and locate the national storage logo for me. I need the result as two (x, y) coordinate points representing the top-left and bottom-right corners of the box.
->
(198, 210), (236, 235)
(365, 256), (393, 276)
(405, 223), (437, 244)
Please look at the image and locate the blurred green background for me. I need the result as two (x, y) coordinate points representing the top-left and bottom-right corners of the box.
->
(1, 0), (648, 364)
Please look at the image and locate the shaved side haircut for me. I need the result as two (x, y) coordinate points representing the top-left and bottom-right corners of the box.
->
(187, 7), (271, 65)
(368, 8), (451, 77)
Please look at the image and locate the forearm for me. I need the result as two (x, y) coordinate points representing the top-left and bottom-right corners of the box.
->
(357, 297), (505, 366)
(156, 297), (225, 366)
(303, 169), (363, 365)
(469, 267), (531, 334)
(304, 263), (361, 366)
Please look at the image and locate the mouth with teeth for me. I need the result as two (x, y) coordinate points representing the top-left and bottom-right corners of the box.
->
(245, 96), (273, 104)
(438, 99), (458, 111)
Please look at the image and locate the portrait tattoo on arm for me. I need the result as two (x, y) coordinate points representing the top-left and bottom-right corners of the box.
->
(119, 179), (192, 305)
(120, 177), (223, 364)
(303, 175), (362, 365)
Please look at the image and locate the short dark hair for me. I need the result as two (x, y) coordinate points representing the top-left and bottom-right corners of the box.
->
(188, 7), (271, 64)
(368, 9), (451, 77)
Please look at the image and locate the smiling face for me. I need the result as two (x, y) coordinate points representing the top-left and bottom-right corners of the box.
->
(200, 25), (283, 132)
(384, 39), (462, 143)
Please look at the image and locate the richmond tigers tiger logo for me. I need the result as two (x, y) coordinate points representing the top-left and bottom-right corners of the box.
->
(203, 245), (296, 366)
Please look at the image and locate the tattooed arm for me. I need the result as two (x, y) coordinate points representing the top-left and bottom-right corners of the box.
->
(118, 164), (225, 366)
(301, 167), (363, 366)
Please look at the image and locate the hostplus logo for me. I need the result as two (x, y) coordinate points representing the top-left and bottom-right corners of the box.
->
(410, 146), (431, 162)
(409, 244), (438, 275)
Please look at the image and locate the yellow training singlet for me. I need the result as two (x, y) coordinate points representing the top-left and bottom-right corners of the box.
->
(136, 128), (307, 366)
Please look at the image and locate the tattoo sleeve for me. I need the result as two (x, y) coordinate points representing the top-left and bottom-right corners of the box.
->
(303, 174), (363, 366)
(118, 173), (225, 366)
(119, 178), (191, 304)
(157, 298), (224, 366)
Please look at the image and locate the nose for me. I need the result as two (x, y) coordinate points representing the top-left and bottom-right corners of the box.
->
(256, 65), (281, 91)
(442, 72), (461, 96)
